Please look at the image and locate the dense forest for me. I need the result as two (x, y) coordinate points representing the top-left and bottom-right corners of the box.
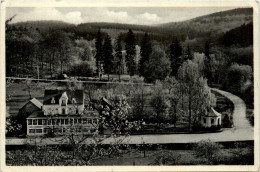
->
(6, 8), (254, 105)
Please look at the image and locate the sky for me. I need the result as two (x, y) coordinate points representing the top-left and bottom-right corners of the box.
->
(6, 7), (237, 25)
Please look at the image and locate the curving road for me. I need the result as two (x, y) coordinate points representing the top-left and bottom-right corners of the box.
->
(6, 89), (254, 145)
(106, 89), (254, 144)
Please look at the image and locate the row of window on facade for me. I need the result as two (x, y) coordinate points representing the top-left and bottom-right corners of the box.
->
(28, 127), (97, 134)
(27, 118), (98, 126)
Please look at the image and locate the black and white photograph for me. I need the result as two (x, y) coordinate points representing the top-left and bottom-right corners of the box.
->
(2, 1), (259, 170)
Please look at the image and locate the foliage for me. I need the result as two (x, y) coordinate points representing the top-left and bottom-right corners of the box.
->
(125, 29), (136, 76)
(178, 60), (216, 130)
(95, 30), (104, 78)
(67, 62), (95, 77)
(114, 36), (123, 80)
(221, 22), (253, 47)
(193, 139), (223, 164)
(6, 117), (23, 137)
(103, 35), (114, 80)
(224, 63), (252, 95)
(142, 46), (171, 83)
(152, 147), (181, 165)
(169, 39), (183, 76)
(150, 81), (169, 125)
(139, 33), (152, 77)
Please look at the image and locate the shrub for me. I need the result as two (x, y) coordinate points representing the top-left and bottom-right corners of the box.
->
(193, 139), (223, 164)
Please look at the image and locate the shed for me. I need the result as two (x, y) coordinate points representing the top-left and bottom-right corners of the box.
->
(200, 107), (222, 128)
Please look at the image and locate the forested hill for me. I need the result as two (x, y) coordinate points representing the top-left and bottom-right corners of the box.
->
(157, 8), (253, 39)
(10, 8), (253, 41)
(10, 20), (75, 31)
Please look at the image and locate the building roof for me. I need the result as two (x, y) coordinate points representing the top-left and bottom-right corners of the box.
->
(27, 110), (99, 119)
(30, 98), (43, 109)
(27, 111), (45, 119)
(206, 107), (222, 117)
(20, 98), (42, 111)
(43, 89), (84, 105)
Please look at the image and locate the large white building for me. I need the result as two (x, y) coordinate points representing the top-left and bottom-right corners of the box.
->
(26, 89), (99, 136)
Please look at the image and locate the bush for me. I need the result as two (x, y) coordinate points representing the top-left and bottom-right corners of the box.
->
(66, 62), (95, 77)
(193, 139), (223, 164)
(224, 63), (252, 95)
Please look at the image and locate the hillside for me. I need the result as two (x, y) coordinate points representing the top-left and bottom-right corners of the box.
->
(158, 8), (253, 39)
(10, 20), (75, 32)
(9, 8), (253, 44)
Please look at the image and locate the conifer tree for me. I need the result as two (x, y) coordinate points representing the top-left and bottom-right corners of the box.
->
(125, 29), (136, 76)
(185, 44), (193, 61)
(95, 30), (104, 79)
(169, 39), (183, 77)
(139, 33), (152, 76)
(115, 36), (123, 81)
(103, 35), (114, 81)
(204, 41), (212, 81)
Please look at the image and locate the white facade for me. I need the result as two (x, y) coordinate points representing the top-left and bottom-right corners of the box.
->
(201, 116), (221, 128)
(200, 107), (222, 128)
(43, 92), (84, 115)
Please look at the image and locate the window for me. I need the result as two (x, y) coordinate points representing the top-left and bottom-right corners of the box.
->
(36, 129), (42, 133)
(76, 109), (79, 114)
(28, 119), (32, 125)
(62, 100), (66, 106)
(211, 118), (214, 124)
(83, 118), (87, 124)
(42, 120), (46, 125)
(61, 119), (64, 125)
(93, 119), (98, 124)
(57, 119), (61, 125)
(33, 120), (37, 125)
(72, 98), (76, 104)
(29, 129), (35, 133)
(87, 119), (92, 124)
(48, 119), (51, 125)
(70, 119), (73, 125)
(74, 119), (78, 124)
(51, 97), (55, 104)
(52, 119), (56, 125)
(38, 119), (42, 125)
(203, 118), (206, 124)
(65, 119), (68, 125)
(62, 108), (66, 114)
(78, 119), (82, 124)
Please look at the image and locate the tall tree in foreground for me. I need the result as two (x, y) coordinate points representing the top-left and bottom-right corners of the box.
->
(95, 30), (104, 79)
(125, 29), (136, 76)
(169, 39), (183, 77)
(115, 36), (123, 82)
(103, 35), (114, 81)
(139, 33), (152, 76)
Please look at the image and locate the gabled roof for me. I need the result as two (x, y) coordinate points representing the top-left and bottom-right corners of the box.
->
(206, 107), (222, 117)
(30, 98), (43, 109)
(20, 98), (42, 110)
(43, 89), (84, 105)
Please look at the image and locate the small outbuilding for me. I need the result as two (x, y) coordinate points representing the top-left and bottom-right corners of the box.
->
(200, 107), (222, 128)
